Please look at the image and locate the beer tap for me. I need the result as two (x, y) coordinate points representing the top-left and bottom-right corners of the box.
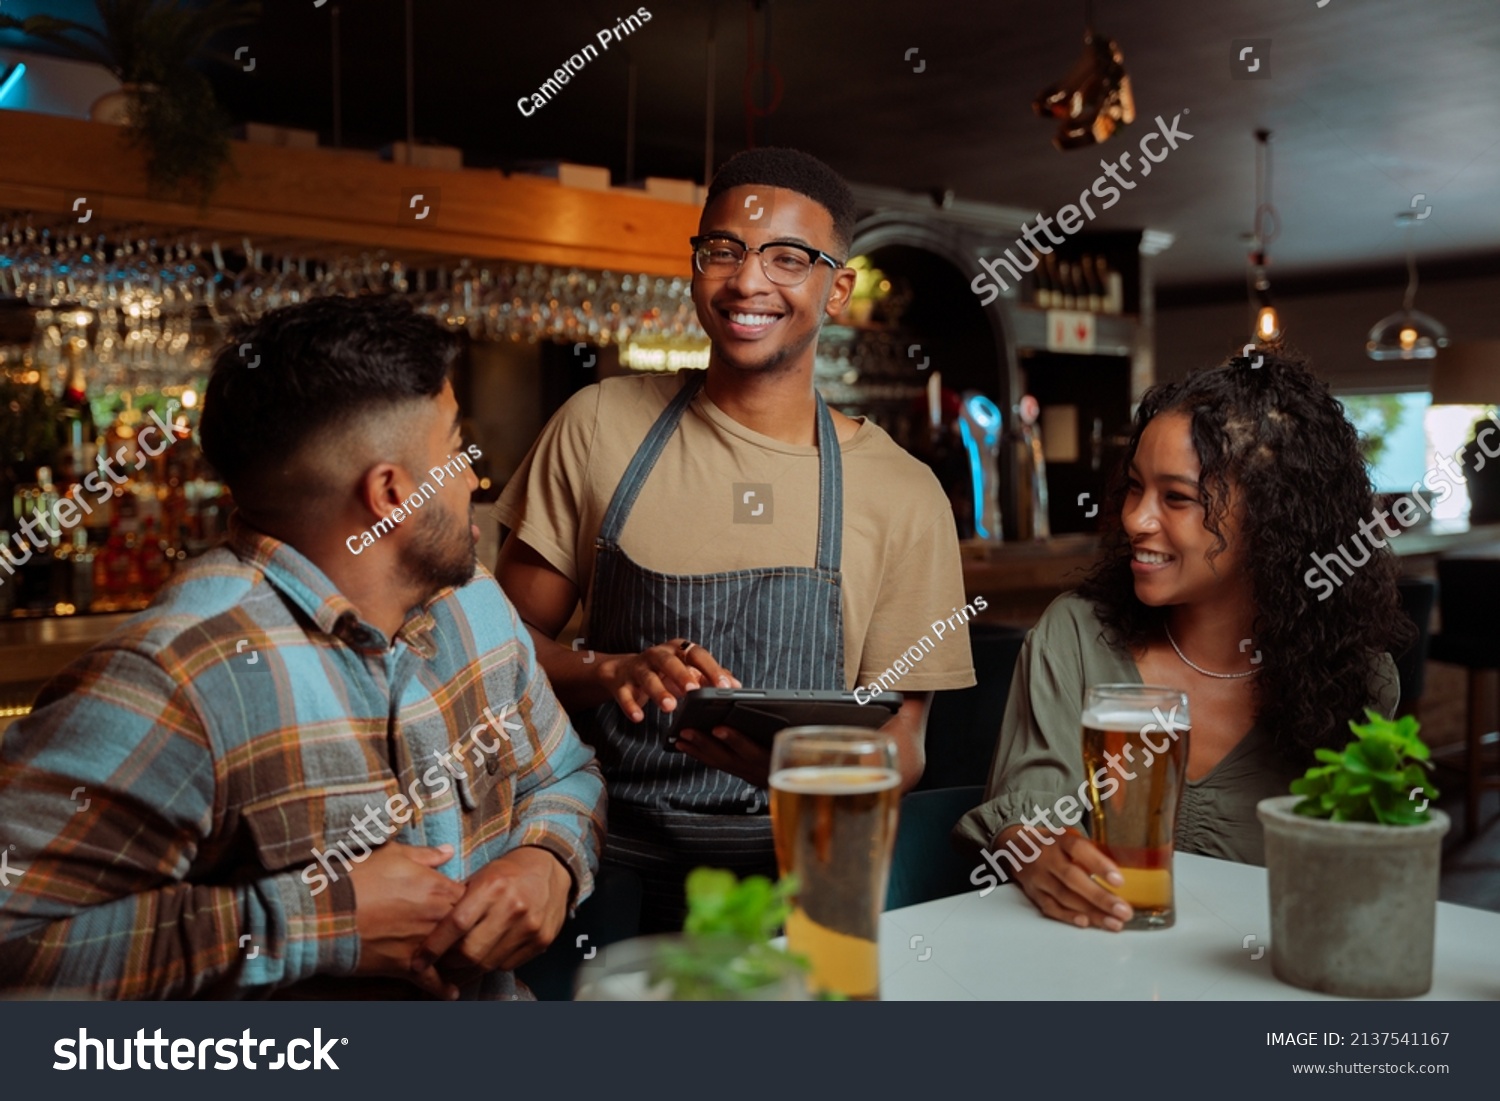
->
(958, 392), (1004, 544)
(1013, 394), (1052, 541)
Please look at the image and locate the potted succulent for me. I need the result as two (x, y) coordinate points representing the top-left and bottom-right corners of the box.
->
(1257, 710), (1448, 998)
(573, 869), (812, 1001)
(1, 0), (260, 200)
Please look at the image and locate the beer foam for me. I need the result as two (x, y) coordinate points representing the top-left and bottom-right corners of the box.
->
(769, 766), (901, 795)
(1081, 708), (1190, 732)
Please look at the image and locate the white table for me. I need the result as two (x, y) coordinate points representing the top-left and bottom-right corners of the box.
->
(879, 852), (1500, 1000)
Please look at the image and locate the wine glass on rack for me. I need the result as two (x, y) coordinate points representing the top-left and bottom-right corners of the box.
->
(1, 218), (712, 377)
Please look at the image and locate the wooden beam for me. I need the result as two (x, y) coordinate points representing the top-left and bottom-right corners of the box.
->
(0, 111), (697, 275)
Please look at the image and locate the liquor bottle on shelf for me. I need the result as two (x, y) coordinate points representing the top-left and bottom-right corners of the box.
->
(19, 467), (60, 549)
(122, 518), (144, 605)
(96, 516), (132, 610)
(1040, 254), (1059, 309)
(138, 517), (170, 592)
(60, 341), (98, 473)
(136, 480), (164, 533)
(1082, 255), (1104, 313)
(1105, 263), (1125, 315)
(72, 530), (96, 613)
(1034, 257), (1053, 309)
(3, 385), (228, 617)
(162, 445), (191, 538)
(49, 529), (94, 615)
(1056, 262), (1074, 309)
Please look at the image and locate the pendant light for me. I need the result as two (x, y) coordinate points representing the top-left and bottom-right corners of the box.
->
(1366, 211), (1448, 360)
(1252, 270), (1279, 343)
(1033, 0), (1135, 151)
(1247, 130), (1281, 344)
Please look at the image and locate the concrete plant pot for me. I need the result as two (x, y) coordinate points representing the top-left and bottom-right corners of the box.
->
(1257, 794), (1448, 998)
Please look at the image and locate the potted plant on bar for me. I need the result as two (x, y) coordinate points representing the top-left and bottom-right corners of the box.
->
(573, 869), (811, 1001)
(1, 0), (260, 200)
(1257, 710), (1448, 998)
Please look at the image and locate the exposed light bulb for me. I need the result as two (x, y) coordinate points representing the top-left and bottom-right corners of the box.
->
(1256, 305), (1281, 342)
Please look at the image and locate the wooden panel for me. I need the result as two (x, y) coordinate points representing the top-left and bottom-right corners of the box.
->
(0, 111), (697, 275)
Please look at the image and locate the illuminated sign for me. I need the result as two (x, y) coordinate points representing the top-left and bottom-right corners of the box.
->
(620, 341), (710, 372)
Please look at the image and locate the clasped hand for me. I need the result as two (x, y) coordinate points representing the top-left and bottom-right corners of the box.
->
(349, 842), (571, 997)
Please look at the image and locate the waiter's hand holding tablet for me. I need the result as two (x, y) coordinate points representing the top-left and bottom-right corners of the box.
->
(597, 636), (766, 784)
(599, 637), (742, 722)
(595, 637), (901, 787)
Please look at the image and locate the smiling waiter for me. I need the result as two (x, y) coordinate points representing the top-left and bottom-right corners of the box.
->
(496, 148), (976, 930)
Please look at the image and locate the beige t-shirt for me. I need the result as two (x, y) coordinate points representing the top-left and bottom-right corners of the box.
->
(494, 370), (977, 693)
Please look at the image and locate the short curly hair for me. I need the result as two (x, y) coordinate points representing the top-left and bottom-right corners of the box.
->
(1076, 347), (1416, 763)
(705, 147), (858, 256)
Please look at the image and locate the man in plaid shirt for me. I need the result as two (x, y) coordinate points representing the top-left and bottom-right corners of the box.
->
(0, 297), (605, 999)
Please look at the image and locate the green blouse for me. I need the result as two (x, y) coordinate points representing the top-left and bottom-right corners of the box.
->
(953, 593), (1400, 866)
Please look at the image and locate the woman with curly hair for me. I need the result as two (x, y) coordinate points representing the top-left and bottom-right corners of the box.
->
(955, 348), (1414, 931)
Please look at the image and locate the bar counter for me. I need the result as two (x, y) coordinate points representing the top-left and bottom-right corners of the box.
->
(0, 612), (134, 716)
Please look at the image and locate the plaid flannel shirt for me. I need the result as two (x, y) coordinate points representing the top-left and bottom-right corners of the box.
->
(0, 516), (605, 999)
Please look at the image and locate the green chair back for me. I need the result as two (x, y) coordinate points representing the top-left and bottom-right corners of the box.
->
(916, 626), (1024, 790)
(885, 785), (986, 911)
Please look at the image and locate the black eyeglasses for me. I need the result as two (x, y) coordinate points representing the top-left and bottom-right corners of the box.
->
(690, 235), (844, 286)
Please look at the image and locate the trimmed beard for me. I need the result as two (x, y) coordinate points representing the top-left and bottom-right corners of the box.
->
(401, 496), (477, 599)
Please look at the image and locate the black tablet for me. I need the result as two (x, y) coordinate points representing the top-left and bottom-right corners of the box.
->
(663, 687), (904, 749)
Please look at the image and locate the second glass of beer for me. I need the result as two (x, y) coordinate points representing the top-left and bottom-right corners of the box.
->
(1080, 685), (1190, 929)
(769, 726), (901, 1000)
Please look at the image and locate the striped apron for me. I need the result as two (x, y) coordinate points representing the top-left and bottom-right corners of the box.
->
(579, 370), (847, 931)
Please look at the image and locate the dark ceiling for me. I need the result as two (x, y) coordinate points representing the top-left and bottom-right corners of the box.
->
(9, 0), (1500, 291)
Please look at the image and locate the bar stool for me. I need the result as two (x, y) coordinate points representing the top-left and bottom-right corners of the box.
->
(1427, 555), (1500, 837)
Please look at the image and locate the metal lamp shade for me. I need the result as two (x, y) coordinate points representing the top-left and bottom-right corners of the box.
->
(1366, 308), (1449, 361)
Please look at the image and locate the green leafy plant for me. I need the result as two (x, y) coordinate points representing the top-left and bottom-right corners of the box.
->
(1291, 709), (1439, 825)
(1, 1), (260, 200)
(651, 868), (811, 1000)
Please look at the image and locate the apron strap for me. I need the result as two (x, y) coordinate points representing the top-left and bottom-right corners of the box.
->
(597, 372), (706, 544)
(597, 370), (844, 574)
(813, 393), (842, 573)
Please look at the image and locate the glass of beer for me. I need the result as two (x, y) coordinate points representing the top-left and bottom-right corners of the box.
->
(769, 726), (901, 1000)
(1080, 685), (1190, 929)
